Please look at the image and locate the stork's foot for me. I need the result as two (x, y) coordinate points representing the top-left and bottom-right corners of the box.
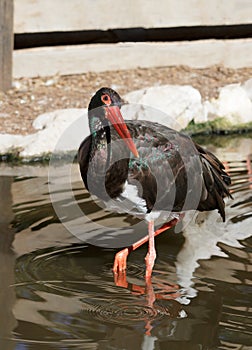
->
(113, 247), (129, 273)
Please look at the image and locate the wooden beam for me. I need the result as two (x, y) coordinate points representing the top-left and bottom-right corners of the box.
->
(0, 0), (13, 91)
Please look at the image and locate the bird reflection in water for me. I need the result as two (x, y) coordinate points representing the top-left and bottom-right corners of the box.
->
(113, 266), (184, 336)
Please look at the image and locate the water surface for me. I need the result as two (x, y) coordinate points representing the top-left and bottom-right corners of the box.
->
(0, 133), (251, 350)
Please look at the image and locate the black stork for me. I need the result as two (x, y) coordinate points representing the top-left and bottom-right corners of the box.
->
(78, 87), (232, 280)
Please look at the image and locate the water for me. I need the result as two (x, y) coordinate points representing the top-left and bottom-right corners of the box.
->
(0, 134), (251, 350)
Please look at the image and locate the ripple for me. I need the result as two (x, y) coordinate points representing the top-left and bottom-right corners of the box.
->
(5, 136), (252, 348)
(101, 261), (145, 278)
(14, 243), (186, 338)
(86, 300), (173, 325)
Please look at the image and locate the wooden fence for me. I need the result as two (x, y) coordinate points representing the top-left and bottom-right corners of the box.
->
(1, 0), (252, 91)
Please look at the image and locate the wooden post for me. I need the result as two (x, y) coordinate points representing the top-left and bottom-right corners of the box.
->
(0, 0), (14, 91)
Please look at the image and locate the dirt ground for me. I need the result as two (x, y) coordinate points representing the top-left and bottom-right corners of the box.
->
(0, 65), (251, 135)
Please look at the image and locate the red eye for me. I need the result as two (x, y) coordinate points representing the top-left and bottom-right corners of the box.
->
(101, 94), (111, 105)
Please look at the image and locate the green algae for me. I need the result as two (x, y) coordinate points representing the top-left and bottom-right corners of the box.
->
(183, 117), (252, 136)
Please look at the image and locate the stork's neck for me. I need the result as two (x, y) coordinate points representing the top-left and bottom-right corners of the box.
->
(88, 110), (104, 134)
(88, 110), (131, 167)
(88, 113), (110, 164)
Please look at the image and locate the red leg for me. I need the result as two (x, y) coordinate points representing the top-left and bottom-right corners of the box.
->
(113, 216), (180, 275)
(145, 220), (156, 280)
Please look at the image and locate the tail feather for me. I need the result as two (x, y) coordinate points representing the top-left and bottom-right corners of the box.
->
(195, 143), (232, 221)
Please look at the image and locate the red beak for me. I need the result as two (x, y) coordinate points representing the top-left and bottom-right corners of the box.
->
(106, 106), (139, 158)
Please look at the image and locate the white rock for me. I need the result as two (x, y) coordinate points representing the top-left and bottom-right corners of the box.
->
(12, 81), (22, 90)
(206, 84), (252, 124)
(0, 109), (89, 157)
(124, 85), (205, 130)
(44, 78), (56, 87)
(0, 134), (26, 154)
(33, 108), (85, 130)
(26, 109), (88, 156)
(1, 82), (252, 158)
(243, 78), (252, 101)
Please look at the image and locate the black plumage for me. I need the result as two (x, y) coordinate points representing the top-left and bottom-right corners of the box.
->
(78, 87), (232, 277)
(78, 88), (231, 221)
